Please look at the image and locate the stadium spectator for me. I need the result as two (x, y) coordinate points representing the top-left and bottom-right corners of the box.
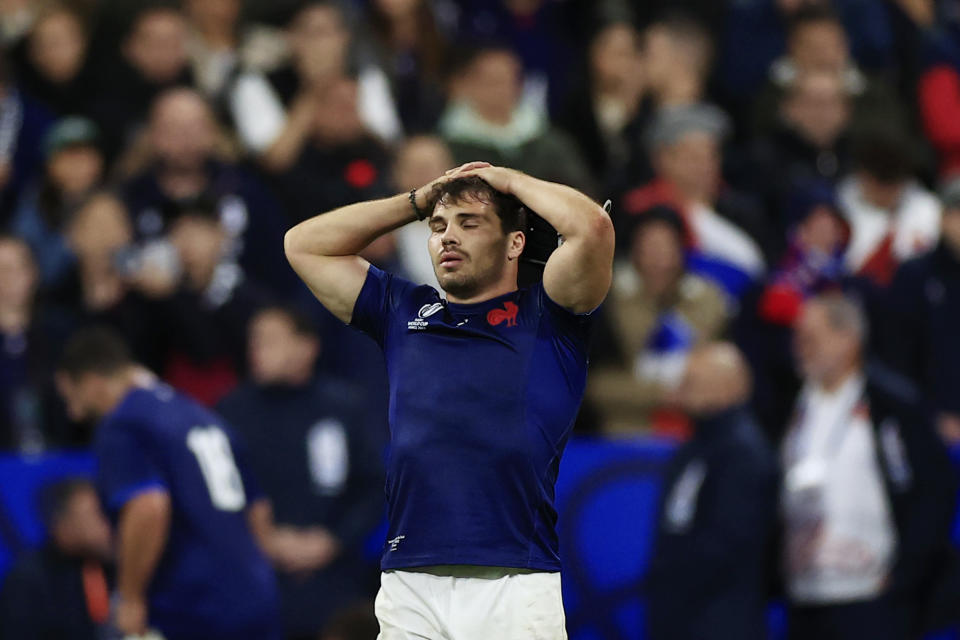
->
(392, 135), (453, 287)
(152, 202), (270, 406)
(621, 103), (766, 298)
(645, 342), (778, 640)
(884, 179), (960, 445)
(556, 20), (647, 186)
(0, 53), (53, 223)
(52, 192), (168, 375)
(747, 70), (853, 234)
(55, 327), (281, 639)
(218, 306), (385, 639)
(229, 0), (401, 171)
(89, 5), (193, 162)
(0, 478), (113, 639)
(587, 206), (729, 436)
(11, 116), (104, 287)
(364, 0), (449, 132)
(738, 181), (851, 438)
(439, 45), (593, 193)
(758, 182), (851, 326)
(182, 0), (286, 102)
(781, 294), (956, 639)
(0, 235), (71, 451)
(750, 5), (903, 137)
(12, 4), (95, 118)
(119, 88), (292, 294)
(838, 128), (940, 287)
(718, 0), (896, 114)
(265, 76), (393, 225)
(642, 12), (713, 109)
(455, 0), (581, 111)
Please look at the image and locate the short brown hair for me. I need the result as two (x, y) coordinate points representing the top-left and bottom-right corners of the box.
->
(57, 326), (132, 378)
(428, 176), (527, 234)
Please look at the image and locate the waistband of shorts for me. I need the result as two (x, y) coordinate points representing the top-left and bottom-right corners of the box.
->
(388, 565), (549, 579)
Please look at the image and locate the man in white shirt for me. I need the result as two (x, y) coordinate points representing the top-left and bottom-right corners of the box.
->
(781, 293), (956, 639)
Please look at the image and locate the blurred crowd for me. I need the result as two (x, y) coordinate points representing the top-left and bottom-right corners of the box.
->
(0, 0), (960, 638)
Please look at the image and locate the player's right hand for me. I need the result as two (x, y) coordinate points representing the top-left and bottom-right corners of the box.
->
(414, 161), (492, 213)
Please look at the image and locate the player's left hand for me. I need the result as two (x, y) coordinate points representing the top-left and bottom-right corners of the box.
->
(115, 594), (148, 636)
(459, 165), (521, 195)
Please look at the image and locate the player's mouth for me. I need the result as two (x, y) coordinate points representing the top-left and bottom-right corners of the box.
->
(439, 251), (465, 268)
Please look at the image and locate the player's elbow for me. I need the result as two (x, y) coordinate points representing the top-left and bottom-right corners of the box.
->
(590, 209), (615, 248)
(576, 208), (615, 261)
(283, 227), (302, 261)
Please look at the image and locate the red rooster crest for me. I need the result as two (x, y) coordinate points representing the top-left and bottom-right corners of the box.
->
(487, 301), (519, 327)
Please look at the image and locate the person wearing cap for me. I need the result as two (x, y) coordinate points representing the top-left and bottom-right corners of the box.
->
(587, 204), (729, 436)
(781, 293), (956, 639)
(883, 179), (960, 446)
(10, 116), (104, 287)
(620, 102), (766, 300)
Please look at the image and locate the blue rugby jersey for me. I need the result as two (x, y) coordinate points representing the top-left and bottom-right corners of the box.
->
(351, 265), (593, 571)
(94, 385), (280, 639)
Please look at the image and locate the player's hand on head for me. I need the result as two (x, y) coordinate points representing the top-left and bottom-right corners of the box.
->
(459, 165), (519, 195)
(444, 161), (491, 177)
(414, 161), (492, 214)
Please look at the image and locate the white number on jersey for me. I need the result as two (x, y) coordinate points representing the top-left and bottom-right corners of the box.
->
(187, 425), (247, 511)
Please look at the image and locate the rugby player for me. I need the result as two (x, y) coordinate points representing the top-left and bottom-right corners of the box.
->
(55, 328), (281, 639)
(285, 162), (615, 638)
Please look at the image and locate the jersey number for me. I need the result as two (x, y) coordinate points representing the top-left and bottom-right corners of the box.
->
(187, 426), (246, 511)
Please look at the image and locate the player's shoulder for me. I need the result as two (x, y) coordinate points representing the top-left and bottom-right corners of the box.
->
(104, 384), (200, 436)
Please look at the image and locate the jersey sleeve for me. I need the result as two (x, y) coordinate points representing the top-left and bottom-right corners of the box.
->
(349, 264), (419, 347)
(536, 282), (596, 352)
(95, 422), (168, 514)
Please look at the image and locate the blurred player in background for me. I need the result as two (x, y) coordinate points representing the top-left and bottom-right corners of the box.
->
(285, 161), (614, 639)
(54, 327), (281, 640)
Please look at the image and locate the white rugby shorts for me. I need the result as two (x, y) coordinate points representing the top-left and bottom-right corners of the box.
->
(375, 568), (567, 640)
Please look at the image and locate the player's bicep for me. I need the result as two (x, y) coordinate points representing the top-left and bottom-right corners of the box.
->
(286, 252), (371, 324)
(542, 214), (614, 314)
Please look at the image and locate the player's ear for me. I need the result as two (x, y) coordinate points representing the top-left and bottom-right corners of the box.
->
(507, 230), (525, 261)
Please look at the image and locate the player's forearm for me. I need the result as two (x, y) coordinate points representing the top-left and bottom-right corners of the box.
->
(284, 192), (417, 259)
(246, 499), (276, 558)
(116, 491), (171, 601)
(507, 172), (610, 241)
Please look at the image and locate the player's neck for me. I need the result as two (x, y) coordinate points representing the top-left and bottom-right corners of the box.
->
(446, 280), (518, 305)
(445, 264), (520, 305)
(98, 367), (155, 416)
